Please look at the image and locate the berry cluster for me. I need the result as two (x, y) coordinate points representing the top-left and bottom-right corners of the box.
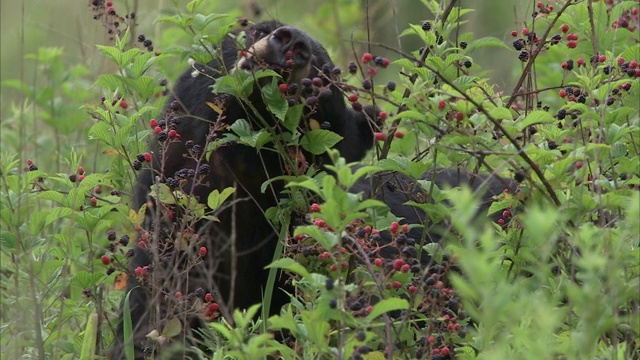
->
(88, 0), (136, 42)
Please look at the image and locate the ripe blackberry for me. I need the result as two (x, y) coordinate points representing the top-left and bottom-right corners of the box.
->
(436, 35), (444, 45)
(603, 65), (613, 75)
(513, 39), (525, 51)
(107, 230), (117, 241)
(191, 144), (202, 154)
(556, 109), (567, 120)
(422, 21), (432, 31)
(133, 160), (142, 170)
(305, 96), (318, 107)
(28, 164), (38, 171)
(402, 246), (417, 258)
(565, 59), (574, 70)
(362, 79), (372, 90)
(143, 39), (152, 48)
(518, 50), (529, 62)
(386, 81), (396, 91)
(137, 34), (145, 42)
(136, 154), (145, 162)
(463, 60), (472, 68)
(348, 62), (357, 74)
(170, 100), (181, 111)
(119, 235), (130, 246)
(320, 121), (331, 130)
(325, 278), (334, 290)
(459, 41), (467, 49)
(157, 131), (168, 142)
(167, 177), (180, 189)
(329, 299), (337, 309)
(286, 83), (298, 95)
(301, 78), (312, 88)
(577, 95), (586, 103)
(198, 164), (210, 175)
(374, 56), (384, 66)
(550, 34), (561, 44)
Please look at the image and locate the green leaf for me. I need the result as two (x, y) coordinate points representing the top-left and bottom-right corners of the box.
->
(283, 104), (303, 132)
(489, 107), (513, 121)
(366, 298), (409, 321)
(148, 183), (176, 205)
(79, 313), (98, 360)
(294, 225), (339, 250)
(161, 318), (182, 339)
(466, 36), (511, 52)
(516, 110), (555, 131)
(263, 78), (288, 121)
(300, 130), (343, 155)
(207, 187), (235, 211)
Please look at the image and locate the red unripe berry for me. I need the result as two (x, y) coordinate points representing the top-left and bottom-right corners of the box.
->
(367, 67), (378, 77)
(441, 347), (450, 356)
(330, 263), (338, 271)
(119, 99), (128, 109)
(199, 246), (208, 256)
(374, 132), (386, 141)
(522, 28), (529, 36)
(561, 23), (569, 33)
(567, 40), (577, 49)
(374, 258), (384, 267)
(310, 203), (321, 212)
(204, 293), (213, 302)
(401, 224), (409, 233)
(312, 77), (323, 87)
(175, 291), (183, 298)
(106, 0), (113, 6)
(455, 111), (464, 120)
(319, 251), (331, 261)
(154, 126), (162, 134)
(390, 221), (399, 234)
(438, 99), (446, 110)
(143, 152), (152, 162)
(630, 60), (638, 69)
(598, 55), (606, 63)
(566, 33), (578, 41)
(502, 210), (512, 218)
(364, 225), (372, 233)
(393, 131), (404, 139)
(314, 218), (326, 227)
(561, 61), (569, 69)
(364, 305), (373, 315)
(94, 186), (102, 194)
(208, 303), (219, 312)
(536, 1), (544, 8)
(361, 52), (373, 64)
(108, 7), (115, 15)
(401, 264), (411, 273)
(408, 285), (416, 293)
(77, 166), (85, 175)
(575, 161), (583, 169)
(149, 119), (158, 128)
(381, 58), (390, 67)
(618, 57), (625, 65)
(379, 111), (388, 120)
(392, 281), (402, 289)
(497, 218), (506, 225)
(78, 174), (85, 183)
(511, 30), (518, 37)
(577, 58), (585, 67)
(436, 280), (444, 288)
(278, 83), (288, 92)
(27, 159), (33, 165)
(548, 4), (553, 10)
(101, 255), (111, 265)
(168, 129), (178, 139)
(393, 258), (404, 271)
(428, 335), (436, 343)
(635, 69), (640, 77)
(347, 93), (358, 102)
(559, 89), (567, 98)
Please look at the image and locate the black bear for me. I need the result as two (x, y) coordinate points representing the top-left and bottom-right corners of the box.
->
(112, 20), (379, 358)
(112, 20), (517, 359)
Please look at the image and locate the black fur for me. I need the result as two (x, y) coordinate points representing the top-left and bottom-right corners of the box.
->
(112, 21), (377, 359)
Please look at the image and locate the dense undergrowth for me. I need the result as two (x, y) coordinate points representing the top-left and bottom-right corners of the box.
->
(1, 0), (639, 359)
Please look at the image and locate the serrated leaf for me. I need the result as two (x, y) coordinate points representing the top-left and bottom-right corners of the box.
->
(263, 78), (288, 121)
(366, 298), (409, 321)
(148, 183), (176, 205)
(207, 187), (235, 211)
(517, 110), (555, 131)
(489, 107), (513, 121)
(294, 225), (339, 250)
(283, 104), (303, 132)
(466, 36), (511, 52)
(300, 130), (343, 155)
(267, 258), (312, 280)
